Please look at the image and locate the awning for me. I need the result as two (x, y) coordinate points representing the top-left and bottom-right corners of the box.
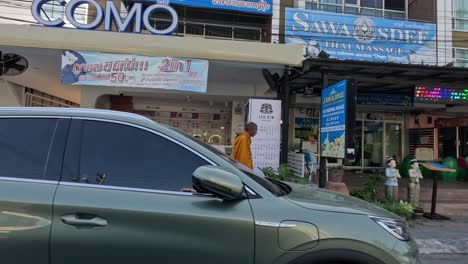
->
(0, 24), (303, 66)
(288, 58), (468, 96)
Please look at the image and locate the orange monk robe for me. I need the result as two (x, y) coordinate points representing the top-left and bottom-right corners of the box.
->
(233, 132), (253, 169)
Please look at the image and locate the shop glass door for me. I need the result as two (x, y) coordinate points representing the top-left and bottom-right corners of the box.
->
(363, 121), (383, 167)
(439, 127), (457, 159)
(385, 123), (402, 161)
(459, 127), (468, 158)
(344, 120), (363, 167)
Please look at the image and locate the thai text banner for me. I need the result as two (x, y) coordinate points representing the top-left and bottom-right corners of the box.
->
(61, 50), (209, 93)
(285, 8), (437, 65)
(320, 80), (347, 159)
(139, 0), (272, 15)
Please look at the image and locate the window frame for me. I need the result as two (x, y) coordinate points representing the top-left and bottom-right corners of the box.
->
(304, 0), (406, 19)
(453, 47), (468, 67)
(0, 116), (70, 182)
(61, 117), (218, 196)
(453, 0), (468, 32)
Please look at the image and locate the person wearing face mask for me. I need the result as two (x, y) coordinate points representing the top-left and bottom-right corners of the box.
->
(408, 159), (424, 207)
(385, 157), (401, 201)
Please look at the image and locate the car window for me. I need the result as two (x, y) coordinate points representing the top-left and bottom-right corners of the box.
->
(0, 118), (60, 180)
(77, 121), (209, 192)
(162, 125), (289, 196)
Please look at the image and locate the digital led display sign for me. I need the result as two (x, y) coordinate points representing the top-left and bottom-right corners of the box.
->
(414, 86), (468, 104)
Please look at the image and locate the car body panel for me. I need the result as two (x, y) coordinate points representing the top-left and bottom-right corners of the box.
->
(0, 179), (56, 264)
(285, 182), (400, 218)
(50, 181), (255, 264)
(249, 196), (406, 264)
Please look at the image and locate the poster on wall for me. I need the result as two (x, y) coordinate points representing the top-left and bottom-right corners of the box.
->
(320, 80), (347, 159)
(247, 99), (282, 174)
(285, 8), (437, 65)
(61, 50), (209, 93)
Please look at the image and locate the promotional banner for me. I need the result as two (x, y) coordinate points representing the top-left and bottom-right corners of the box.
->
(248, 99), (282, 174)
(285, 8), (437, 65)
(61, 50), (209, 93)
(140, 0), (273, 15)
(320, 80), (347, 159)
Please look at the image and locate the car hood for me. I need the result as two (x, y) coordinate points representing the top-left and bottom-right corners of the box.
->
(284, 182), (400, 219)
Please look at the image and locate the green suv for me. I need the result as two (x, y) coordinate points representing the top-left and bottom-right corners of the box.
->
(0, 108), (419, 264)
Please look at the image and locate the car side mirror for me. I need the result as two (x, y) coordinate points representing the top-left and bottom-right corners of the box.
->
(193, 165), (245, 201)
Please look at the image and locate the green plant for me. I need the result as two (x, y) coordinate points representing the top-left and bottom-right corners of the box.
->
(350, 175), (381, 202)
(376, 199), (415, 220)
(262, 164), (309, 185)
(328, 165), (344, 173)
(277, 164), (293, 180)
(261, 167), (277, 179)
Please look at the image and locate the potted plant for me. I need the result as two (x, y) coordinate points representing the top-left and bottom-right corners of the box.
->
(328, 165), (344, 183)
(325, 165), (349, 195)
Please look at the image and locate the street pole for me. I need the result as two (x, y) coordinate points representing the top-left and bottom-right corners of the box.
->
(280, 66), (290, 165)
(319, 72), (328, 188)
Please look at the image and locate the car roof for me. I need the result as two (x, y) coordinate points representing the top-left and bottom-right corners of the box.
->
(0, 107), (157, 128)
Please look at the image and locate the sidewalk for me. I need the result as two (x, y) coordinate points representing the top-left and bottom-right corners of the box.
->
(410, 216), (468, 264)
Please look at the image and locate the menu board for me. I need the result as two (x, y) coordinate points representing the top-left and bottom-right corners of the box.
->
(247, 99), (282, 173)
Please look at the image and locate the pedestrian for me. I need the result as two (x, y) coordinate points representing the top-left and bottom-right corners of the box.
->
(233, 122), (257, 170)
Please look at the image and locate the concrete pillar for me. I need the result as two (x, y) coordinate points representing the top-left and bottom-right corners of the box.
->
(0, 80), (23, 107)
(437, 0), (453, 66)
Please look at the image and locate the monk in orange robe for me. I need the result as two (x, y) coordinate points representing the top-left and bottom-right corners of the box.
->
(233, 122), (257, 169)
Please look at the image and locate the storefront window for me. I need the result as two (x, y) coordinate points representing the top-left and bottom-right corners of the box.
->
(459, 127), (468, 158)
(385, 123), (402, 159)
(363, 121), (384, 167)
(454, 0), (468, 31)
(439, 127), (457, 159)
(344, 120), (363, 167)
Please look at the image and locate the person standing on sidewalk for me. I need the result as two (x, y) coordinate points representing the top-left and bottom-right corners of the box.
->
(233, 122), (257, 170)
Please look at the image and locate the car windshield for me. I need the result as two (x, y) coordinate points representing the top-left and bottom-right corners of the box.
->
(162, 124), (290, 196)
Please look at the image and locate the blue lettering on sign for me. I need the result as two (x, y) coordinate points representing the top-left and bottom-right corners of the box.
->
(285, 8), (436, 65)
(31, 0), (178, 35)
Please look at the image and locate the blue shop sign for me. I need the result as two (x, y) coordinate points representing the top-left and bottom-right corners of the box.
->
(285, 8), (437, 65)
(320, 80), (347, 159)
(139, 0), (273, 15)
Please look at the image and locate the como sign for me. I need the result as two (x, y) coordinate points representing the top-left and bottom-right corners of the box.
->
(31, 0), (178, 35)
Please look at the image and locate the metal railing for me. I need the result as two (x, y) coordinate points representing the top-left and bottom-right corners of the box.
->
(25, 89), (79, 108)
(148, 18), (263, 42)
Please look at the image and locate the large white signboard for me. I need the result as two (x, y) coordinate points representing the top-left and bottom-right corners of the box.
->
(248, 99), (282, 173)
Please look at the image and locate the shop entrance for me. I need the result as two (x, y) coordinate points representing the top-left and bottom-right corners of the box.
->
(439, 127), (458, 160)
(460, 127), (468, 159)
(344, 112), (403, 169)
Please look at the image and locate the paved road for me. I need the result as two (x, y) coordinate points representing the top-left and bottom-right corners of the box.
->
(410, 216), (468, 264)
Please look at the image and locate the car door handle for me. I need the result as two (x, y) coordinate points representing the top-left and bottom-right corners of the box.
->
(61, 214), (108, 227)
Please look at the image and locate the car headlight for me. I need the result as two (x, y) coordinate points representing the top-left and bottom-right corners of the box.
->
(369, 216), (410, 241)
